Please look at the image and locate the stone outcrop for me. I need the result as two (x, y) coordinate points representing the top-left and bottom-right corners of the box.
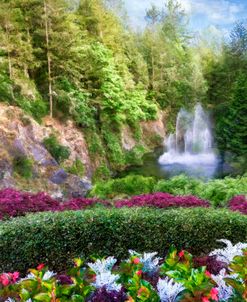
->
(0, 104), (166, 197)
(0, 104), (91, 198)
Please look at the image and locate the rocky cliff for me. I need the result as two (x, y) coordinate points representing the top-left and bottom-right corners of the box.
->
(0, 104), (166, 198)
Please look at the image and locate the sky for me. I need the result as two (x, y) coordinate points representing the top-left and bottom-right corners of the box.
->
(124, 0), (247, 34)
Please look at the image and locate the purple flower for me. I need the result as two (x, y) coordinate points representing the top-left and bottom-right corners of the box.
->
(229, 195), (247, 215)
(115, 192), (209, 209)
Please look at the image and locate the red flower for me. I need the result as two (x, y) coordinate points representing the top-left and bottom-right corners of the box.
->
(202, 297), (210, 302)
(37, 263), (45, 271)
(205, 270), (211, 278)
(133, 258), (140, 265)
(136, 270), (142, 276)
(210, 288), (219, 301)
(0, 274), (10, 286)
(179, 250), (185, 258)
(12, 272), (20, 282)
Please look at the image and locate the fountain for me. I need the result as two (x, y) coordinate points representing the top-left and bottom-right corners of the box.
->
(158, 103), (219, 178)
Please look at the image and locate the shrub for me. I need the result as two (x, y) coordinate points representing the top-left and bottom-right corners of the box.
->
(12, 155), (33, 179)
(43, 134), (70, 164)
(65, 159), (85, 177)
(154, 174), (247, 207)
(0, 207), (246, 272)
(229, 195), (247, 215)
(154, 175), (203, 196)
(0, 189), (109, 219)
(115, 192), (209, 209)
(92, 164), (111, 182)
(125, 145), (147, 166)
(90, 175), (156, 199)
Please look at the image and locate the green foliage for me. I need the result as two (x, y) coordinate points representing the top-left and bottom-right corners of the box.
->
(101, 124), (126, 169)
(215, 72), (247, 158)
(43, 135), (70, 164)
(0, 207), (247, 272)
(90, 174), (247, 206)
(13, 155), (33, 179)
(15, 97), (48, 122)
(154, 174), (247, 207)
(160, 246), (213, 299)
(84, 129), (105, 157)
(92, 164), (111, 183)
(54, 78), (95, 128)
(65, 159), (85, 177)
(125, 145), (148, 166)
(90, 175), (155, 199)
(225, 250), (247, 301)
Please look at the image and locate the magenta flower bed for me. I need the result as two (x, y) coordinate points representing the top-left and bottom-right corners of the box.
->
(229, 195), (247, 215)
(0, 189), (108, 219)
(0, 189), (246, 220)
(115, 192), (210, 209)
(0, 189), (59, 219)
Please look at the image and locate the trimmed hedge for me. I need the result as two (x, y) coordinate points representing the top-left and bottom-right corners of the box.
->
(0, 208), (247, 273)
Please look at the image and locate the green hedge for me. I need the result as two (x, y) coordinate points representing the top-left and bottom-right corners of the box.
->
(0, 208), (247, 272)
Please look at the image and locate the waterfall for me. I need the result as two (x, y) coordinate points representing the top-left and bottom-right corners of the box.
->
(158, 103), (218, 172)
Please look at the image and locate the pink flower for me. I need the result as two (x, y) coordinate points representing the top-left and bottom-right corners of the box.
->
(202, 297), (210, 302)
(136, 270), (142, 276)
(37, 263), (45, 271)
(205, 270), (211, 278)
(210, 288), (219, 301)
(12, 272), (20, 282)
(179, 250), (185, 258)
(0, 274), (10, 286)
(133, 258), (140, 265)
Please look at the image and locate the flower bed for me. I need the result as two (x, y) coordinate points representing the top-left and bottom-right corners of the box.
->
(1, 240), (246, 302)
(0, 189), (246, 222)
(229, 195), (247, 215)
(0, 189), (109, 219)
(115, 192), (210, 208)
(0, 208), (247, 273)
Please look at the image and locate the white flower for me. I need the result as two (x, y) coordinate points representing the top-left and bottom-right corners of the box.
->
(20, 272), (36, 281)
(157, 277), (185, 302)
(93, 271), (121, 292)
(129, 250), (161, 274)
(209, 239), (247, 264)
(20, 271), (56, 282)
(88, 257), (117, 274)
(5, 299), (16, 302)
(211, 269), (234, 301)
(43, 271), (56, 281)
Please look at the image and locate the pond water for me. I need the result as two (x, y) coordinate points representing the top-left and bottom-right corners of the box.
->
(118, 147), (239, 180)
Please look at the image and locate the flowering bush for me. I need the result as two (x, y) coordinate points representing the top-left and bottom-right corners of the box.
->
(229, 195), (247, 215)
(0, 189), (246, 224)
(0, 189), (109, 219)
(115, 192), (210, 209)
(1, 240), (247, 302)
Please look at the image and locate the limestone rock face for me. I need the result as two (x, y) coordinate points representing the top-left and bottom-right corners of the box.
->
(0, 104), (92, 198)
(0, 104), (166, 197)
